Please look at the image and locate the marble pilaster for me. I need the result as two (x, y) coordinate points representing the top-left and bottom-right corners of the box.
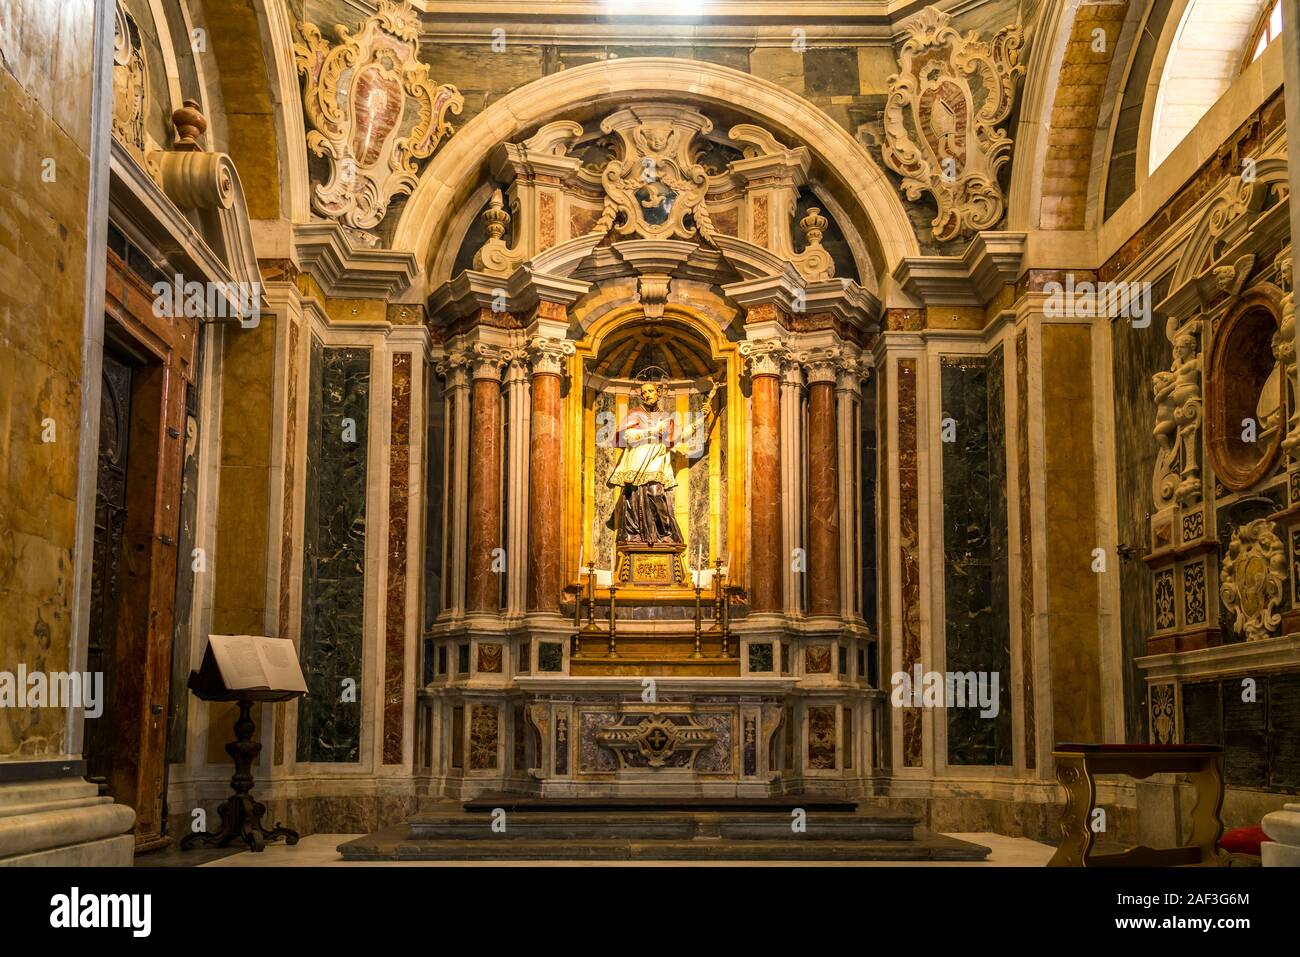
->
(466, 345), (509, 613)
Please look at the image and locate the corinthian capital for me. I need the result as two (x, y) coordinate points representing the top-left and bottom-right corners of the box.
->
(469, 342), (512, 381)
(803, 347), (841, 386)
(526, 335), (577, 377)
(435, 349), (472, 390)
(739, 337), (787, 378)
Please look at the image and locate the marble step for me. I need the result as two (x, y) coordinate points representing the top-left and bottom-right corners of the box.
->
(338, 825), (990, 862)
(405, 809), (918, 842)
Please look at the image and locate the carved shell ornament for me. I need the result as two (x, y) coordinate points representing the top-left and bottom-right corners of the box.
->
(294, 0), (463, 239)
(1220, 519), (1286, 642)
(881, 7), (1025, 241)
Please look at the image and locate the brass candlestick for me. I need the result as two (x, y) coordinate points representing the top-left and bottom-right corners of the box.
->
(585, 559), (597, 629)
(607, 582), (619, 658)
(692, 582), (704, 658)
(714, 557), (729, 657)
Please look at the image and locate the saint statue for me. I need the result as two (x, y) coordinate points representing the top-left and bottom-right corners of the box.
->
(608, 377), (718, 547)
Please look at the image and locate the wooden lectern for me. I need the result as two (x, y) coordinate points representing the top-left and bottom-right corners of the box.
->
(182, 635), (307, 853)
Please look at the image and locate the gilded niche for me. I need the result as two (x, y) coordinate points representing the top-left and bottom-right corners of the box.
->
(1220, 519), (1286, 642)
(882, 7), (1025, 241)
(294, 0), (463, 240)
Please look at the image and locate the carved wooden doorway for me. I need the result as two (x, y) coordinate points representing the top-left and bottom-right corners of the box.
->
(84, 349), (134, 792)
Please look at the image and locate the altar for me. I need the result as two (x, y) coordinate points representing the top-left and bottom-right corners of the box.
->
(421, 101), (881, 802)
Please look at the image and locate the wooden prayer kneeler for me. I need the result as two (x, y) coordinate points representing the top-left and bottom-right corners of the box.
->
(1048, 743), (1227, 867)
(182, 636), (307, 852)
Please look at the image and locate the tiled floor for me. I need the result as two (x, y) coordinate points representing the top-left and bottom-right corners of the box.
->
(197, 832), (1055, 867)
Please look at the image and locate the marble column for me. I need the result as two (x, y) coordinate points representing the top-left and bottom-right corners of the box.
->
(806, 353), (840, 618)
(742, 340), (785, 614)
(503, 358), (530, 616)
(780, 358), (806, 616)
(837, 356), (863, 620)
(437, 353), (471, 616)
(1282, 0), (1300, 456)
(527, 337), (574, 614)
(467, 345), (508, 612)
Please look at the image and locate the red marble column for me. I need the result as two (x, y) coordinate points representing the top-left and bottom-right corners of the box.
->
(747, 345), (784, 613)
(467, 351), (505, 612)
(807, 365), (840, 617)
(527, 341), (568, 613)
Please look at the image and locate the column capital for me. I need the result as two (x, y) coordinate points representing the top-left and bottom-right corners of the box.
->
(470, 342), (512, 381)
(526, 335), (576, 377)
(436, 349), (472, 390)
(803, 347), (841, 386)
(739, 337), (787, 378)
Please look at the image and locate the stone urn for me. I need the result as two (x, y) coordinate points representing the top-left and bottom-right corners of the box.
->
(1261, 802), (1300, 866)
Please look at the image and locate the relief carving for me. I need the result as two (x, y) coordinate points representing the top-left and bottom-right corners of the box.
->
(1152, 319), (1203, 508)
(294, 0), (463, 240)
(882, 7), (1025, 241)
(111, 1), (149, 154)
(1220, 519), (1286, 642)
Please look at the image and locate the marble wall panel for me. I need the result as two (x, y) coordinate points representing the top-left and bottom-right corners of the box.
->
(897, 360), (923, 766)
(1111, 279), (1170, 740)
(383, 353), (411, 764)
(0, 18), (93, 758)
(1015, 332), (1036, 766)
(940, 351), (1012, 765)
(1043, 326), (1102, 745)
(297, 341), (370, 763)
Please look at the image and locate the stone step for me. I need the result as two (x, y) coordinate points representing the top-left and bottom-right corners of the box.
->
(462, 793), (858, 812)
(338, 826), (990, 862)
(407, 810), (917, 842)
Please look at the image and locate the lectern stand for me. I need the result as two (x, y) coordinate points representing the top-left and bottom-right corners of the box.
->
(182, 639), (306, 852)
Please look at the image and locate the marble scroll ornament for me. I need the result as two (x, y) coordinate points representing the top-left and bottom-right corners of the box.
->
(881, 7), (1025, 241)
(294, 0), (463, 241)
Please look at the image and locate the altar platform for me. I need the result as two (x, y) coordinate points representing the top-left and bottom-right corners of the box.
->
(337, 799), (991, 862)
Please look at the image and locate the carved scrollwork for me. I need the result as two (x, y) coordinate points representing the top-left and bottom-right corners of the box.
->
(1220, 519), (1286, 642)
(111, 1), (150, 155)
(882, 7), (1025, 241)
(294, 0), (463, 239)
(594, 106), (715, 243)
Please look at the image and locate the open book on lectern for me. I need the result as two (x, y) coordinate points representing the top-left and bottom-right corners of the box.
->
(189, 634), (308, 700)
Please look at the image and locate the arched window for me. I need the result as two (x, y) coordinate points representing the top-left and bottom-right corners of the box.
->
(1246, 0), (1283, 66)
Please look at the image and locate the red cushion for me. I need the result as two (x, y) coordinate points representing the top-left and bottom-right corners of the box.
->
(1219, 826), (1273, 855)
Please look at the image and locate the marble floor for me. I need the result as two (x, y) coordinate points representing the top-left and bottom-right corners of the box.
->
(195, 832), (1056, 867)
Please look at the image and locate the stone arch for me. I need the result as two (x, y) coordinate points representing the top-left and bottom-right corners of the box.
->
(1147, 0), (1274, 175)
(196, 0), (311, 223)
(1006, 0), (1140, 231)
(393, 57), (918, 297)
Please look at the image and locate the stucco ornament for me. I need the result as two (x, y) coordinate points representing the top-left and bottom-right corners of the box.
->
(1220, 519), (1286, 642)
(882, 7), (1025, 241)
(595, 106), (716, 242)
(111, 1), (150, 154)
(294, 0), (463, 240)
